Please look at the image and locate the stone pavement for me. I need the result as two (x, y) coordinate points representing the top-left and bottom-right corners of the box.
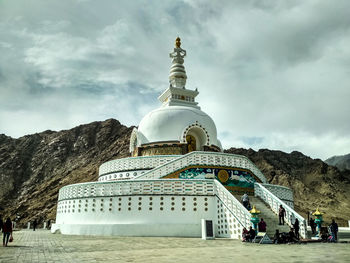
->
(0, 230), (349, 263)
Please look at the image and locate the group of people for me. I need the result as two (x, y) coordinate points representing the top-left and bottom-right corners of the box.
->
(329, 219), (339, 242)
(242, 226), (256, 242)
(273, 227), (300, 244)
(242, 218), (267, 242)
(0, 216), (13, 247)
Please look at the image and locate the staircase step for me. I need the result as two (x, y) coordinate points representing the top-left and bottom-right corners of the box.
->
(234, 194), (293, 237)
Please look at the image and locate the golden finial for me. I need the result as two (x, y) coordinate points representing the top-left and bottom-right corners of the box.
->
(312, 207), (323, 216)
(175, 37), (181, 48)
(250, 205), (261, 214)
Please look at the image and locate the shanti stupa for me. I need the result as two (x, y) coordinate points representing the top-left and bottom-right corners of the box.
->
(52, 38), (307, 239)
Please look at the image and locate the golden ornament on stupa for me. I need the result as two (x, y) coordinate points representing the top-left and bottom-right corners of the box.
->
(175, 37), (181, 48)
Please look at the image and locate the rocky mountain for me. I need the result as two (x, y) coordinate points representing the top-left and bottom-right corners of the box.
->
(325, 153), (350, 171)
(1, 119), (349, 227)
(0, 119), (132, 227)
(225, 148), (350, 226)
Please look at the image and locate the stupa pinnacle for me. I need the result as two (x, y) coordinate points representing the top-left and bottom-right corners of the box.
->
(169, 37), (187, 89)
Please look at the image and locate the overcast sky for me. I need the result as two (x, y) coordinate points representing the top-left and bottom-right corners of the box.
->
(0, 0), (349, 160)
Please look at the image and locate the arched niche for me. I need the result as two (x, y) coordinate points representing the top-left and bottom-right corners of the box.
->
(182, 123), (209, 151)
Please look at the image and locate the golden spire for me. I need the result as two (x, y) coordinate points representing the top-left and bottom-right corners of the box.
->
(250, 205), (261, 214)
(312, 207), (323, 216)
(175, 37), (181, 48)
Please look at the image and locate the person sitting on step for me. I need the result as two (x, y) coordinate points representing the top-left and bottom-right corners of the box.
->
(273, 229), (283, 244)
(242, 227), (249, 242)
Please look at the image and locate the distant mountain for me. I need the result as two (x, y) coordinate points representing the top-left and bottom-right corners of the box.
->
(1, 120), (349, 227)
(325, 153), (350, 171)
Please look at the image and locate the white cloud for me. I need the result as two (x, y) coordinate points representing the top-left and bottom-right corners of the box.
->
(0, 0), (349, 160)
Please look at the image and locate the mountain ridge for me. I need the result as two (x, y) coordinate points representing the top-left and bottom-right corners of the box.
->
(0, 119), (349, 226)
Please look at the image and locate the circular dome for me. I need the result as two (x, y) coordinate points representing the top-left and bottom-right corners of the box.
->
(137, 106), (221, 150)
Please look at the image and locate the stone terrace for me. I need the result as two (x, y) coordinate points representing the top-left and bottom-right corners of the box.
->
(0, 230), (349, 263)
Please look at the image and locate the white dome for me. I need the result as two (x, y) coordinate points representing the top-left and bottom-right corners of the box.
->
(137, 105), (221, 150)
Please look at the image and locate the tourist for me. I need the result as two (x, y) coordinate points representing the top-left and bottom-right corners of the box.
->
(2, 217), (13, 247)
(33, 219), (37, 231)
(320, 226), (329, 241)
(242, 227), (249, 242)
(247, 201), (252, 211)
(241, 193), (249, 210)
(247, 226), (256, 242)
(293, 218), (300, 239)
(273, 229), (282, 244)
(287, 228), (298, 243)
(258, 218), (267, 232)
(330, 219), (338, 242)
(309, 217), (316, 234)
(279, 205), (285, 225)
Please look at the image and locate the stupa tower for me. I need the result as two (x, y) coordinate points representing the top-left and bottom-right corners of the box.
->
(169, 37), (187, 88)
(129, 38), (222, 156)
(158, 37), (199, 109)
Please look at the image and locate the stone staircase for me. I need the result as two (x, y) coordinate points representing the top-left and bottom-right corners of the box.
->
(235, 195), (291, 237)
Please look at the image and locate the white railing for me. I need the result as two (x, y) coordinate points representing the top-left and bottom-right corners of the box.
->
(99, 155), (180, 176)
(134, 151), (267, 183)
(214, 180), (251, 229)
(261, 183), (294, 209)
(254, 183), (307, 238)
(58, 179), (215, 201)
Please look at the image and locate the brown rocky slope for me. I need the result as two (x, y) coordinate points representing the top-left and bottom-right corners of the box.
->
(0, 119), (132, 227)
(0, 120), (349, 227)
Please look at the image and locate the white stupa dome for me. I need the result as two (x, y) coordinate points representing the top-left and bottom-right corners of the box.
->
(137, 105), (221, 149)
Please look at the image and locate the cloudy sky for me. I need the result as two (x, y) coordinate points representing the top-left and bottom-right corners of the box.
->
(0, 0), (349, 160)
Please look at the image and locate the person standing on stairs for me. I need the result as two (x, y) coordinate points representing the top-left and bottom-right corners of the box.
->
(279, 205), (285, 225)
(309, 217), (316, 234)
(258, 218), (267, 232)
(241, 193), (249, 210)
(293, 218), (300, 239)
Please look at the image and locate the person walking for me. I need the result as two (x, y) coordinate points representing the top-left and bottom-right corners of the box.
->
(2, 217), (13, 247)
(330, 219), (339, 241)
(293, 218), (300, 239)
(279, 205), (285, 225)
(241, 193), (249, 210)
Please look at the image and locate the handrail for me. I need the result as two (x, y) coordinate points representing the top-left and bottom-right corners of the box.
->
(134, 151), (267, 183)
(58, 179), (215, 201)
(99, 155), (180, 176)
(214, 180), (251, 229)
(254, 183), (307, 238)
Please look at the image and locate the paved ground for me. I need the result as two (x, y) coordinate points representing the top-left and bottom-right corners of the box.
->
(0, 230), (349, 263)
